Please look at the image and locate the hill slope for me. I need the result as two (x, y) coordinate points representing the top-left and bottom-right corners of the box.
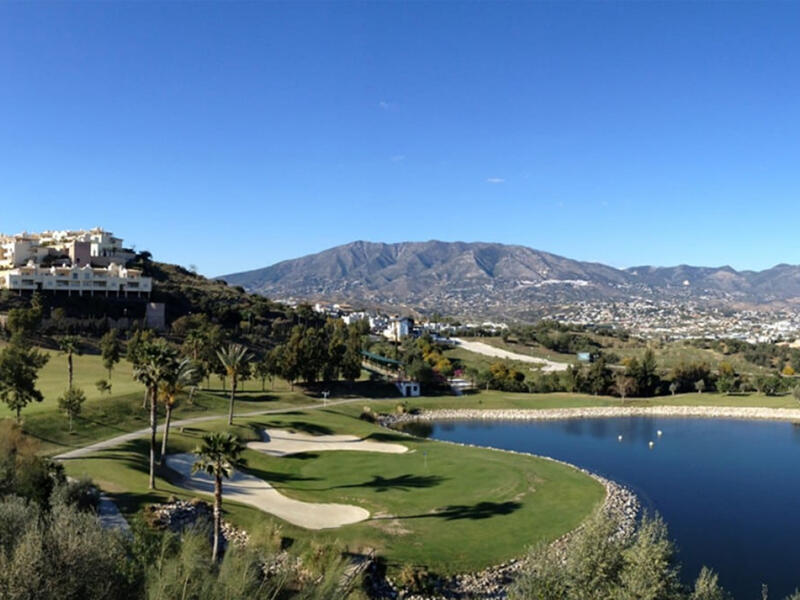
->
(220, 241), (800, 317)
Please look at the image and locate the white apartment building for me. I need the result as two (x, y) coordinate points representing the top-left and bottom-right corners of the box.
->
(0, 227), (135, 269)
(0, 228), (151, 298)
(0, 262), (152, 298)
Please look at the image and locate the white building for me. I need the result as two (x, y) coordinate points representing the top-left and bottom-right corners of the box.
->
(383, 316), (414, 341)
(0, 228), (136, 269)
(342, 312), (369, 326)
(0, 262), (151, 298)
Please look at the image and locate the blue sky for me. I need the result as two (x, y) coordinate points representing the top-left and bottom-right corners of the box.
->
(1, 2), (799, 276)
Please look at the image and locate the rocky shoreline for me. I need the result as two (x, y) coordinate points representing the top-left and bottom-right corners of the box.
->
(384, 404), (800, 424)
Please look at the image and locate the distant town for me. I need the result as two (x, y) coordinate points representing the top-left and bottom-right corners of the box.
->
(307, 298), (800, 345)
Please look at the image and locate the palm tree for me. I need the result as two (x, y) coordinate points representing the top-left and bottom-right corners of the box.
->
(132, 339), (179, 489)
(159, 359), (198, 464)
(58, 336), (81, 390)
(183, 329), (206, 362)
(216, 344), (253, 425)
(192, 432), (247, 562)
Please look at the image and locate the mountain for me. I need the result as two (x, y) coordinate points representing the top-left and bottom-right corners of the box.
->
(219, 241), (800, 318)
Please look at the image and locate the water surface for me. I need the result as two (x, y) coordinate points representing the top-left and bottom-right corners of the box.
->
(430, 417), (800, 599)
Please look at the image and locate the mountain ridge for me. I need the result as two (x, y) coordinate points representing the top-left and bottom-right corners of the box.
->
(220, 241), (800, 318)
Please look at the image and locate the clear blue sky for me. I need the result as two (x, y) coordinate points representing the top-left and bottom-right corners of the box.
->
(1, 2), (799, 276)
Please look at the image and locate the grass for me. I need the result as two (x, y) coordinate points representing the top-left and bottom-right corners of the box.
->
(0, 345), (145, 417)
(61, 406), (604, 574)
(467, 336), (773, 376)
(20, 389), (321, 456)
(616, 342), (770, 374)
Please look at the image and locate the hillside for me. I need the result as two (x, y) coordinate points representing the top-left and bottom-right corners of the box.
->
(220, 240), (800, 317)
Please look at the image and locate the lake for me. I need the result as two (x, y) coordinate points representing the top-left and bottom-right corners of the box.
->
(429, 417), (800, 599)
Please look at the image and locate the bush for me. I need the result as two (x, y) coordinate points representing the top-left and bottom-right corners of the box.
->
(52, 477), (101, 513)
(359, 408), (377, 423)
(0, 497), (134, 600)
(509, 513), (729, 600)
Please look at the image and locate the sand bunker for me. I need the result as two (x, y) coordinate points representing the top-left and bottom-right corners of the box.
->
(164, 453), (369, 529)
(247, 428), (408, 457)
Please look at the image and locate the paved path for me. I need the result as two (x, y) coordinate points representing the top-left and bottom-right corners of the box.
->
(97, 494), (132, 534)
(452, 337), (569, 372)
(165, 453), (370, 529)
(248, 428), (408, 457)
(55, 398), (364, 461)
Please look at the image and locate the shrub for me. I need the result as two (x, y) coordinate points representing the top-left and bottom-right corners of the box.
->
(52, 477), (101, 513)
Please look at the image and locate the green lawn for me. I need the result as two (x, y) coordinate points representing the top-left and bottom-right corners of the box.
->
(62, 406), (604, 574)
(616, 343), (770, 374)
(0, 345), (314, 420)
(20, 389), (324, 456)
(0, 346), (145, 417)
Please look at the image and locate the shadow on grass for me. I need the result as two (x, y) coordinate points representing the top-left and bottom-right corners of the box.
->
(240, 465), (322, 488)
(367, 430), (427, 443)
(336, 474), (446, 493)
(77, 416), (137, 435)
(258, 421), (335, 436)
(301, 381), (402, 399)
(373, 501), (522, 521)
(281, 452), (320, 460)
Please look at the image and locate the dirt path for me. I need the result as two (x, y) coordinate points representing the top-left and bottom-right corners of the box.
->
(452, 337), (569, 372)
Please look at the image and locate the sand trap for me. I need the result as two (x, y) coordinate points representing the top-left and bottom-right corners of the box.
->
(164, 453), (369, 529)
(247, 428), (408, 457)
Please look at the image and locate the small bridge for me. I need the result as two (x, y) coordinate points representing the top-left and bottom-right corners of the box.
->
(361, 351), (403, 380)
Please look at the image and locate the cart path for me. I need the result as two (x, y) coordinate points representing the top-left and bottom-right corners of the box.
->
(55, 397), (365, 460)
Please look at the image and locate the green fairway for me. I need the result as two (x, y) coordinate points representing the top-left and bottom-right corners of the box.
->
(0, 345), (145, 417)
(61, 406), (604, 574)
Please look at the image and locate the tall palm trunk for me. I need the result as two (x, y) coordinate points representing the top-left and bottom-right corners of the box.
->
(67, 353), (73, 389)
(212, 473), (222, 562)
(227, 375), (237, 425)
(149, 386), (157, 490)
(160, 402), (172, 465)
(188, 385), (197, 405)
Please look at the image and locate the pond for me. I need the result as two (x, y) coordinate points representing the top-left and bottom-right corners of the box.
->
(429, 417), (800, 599)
